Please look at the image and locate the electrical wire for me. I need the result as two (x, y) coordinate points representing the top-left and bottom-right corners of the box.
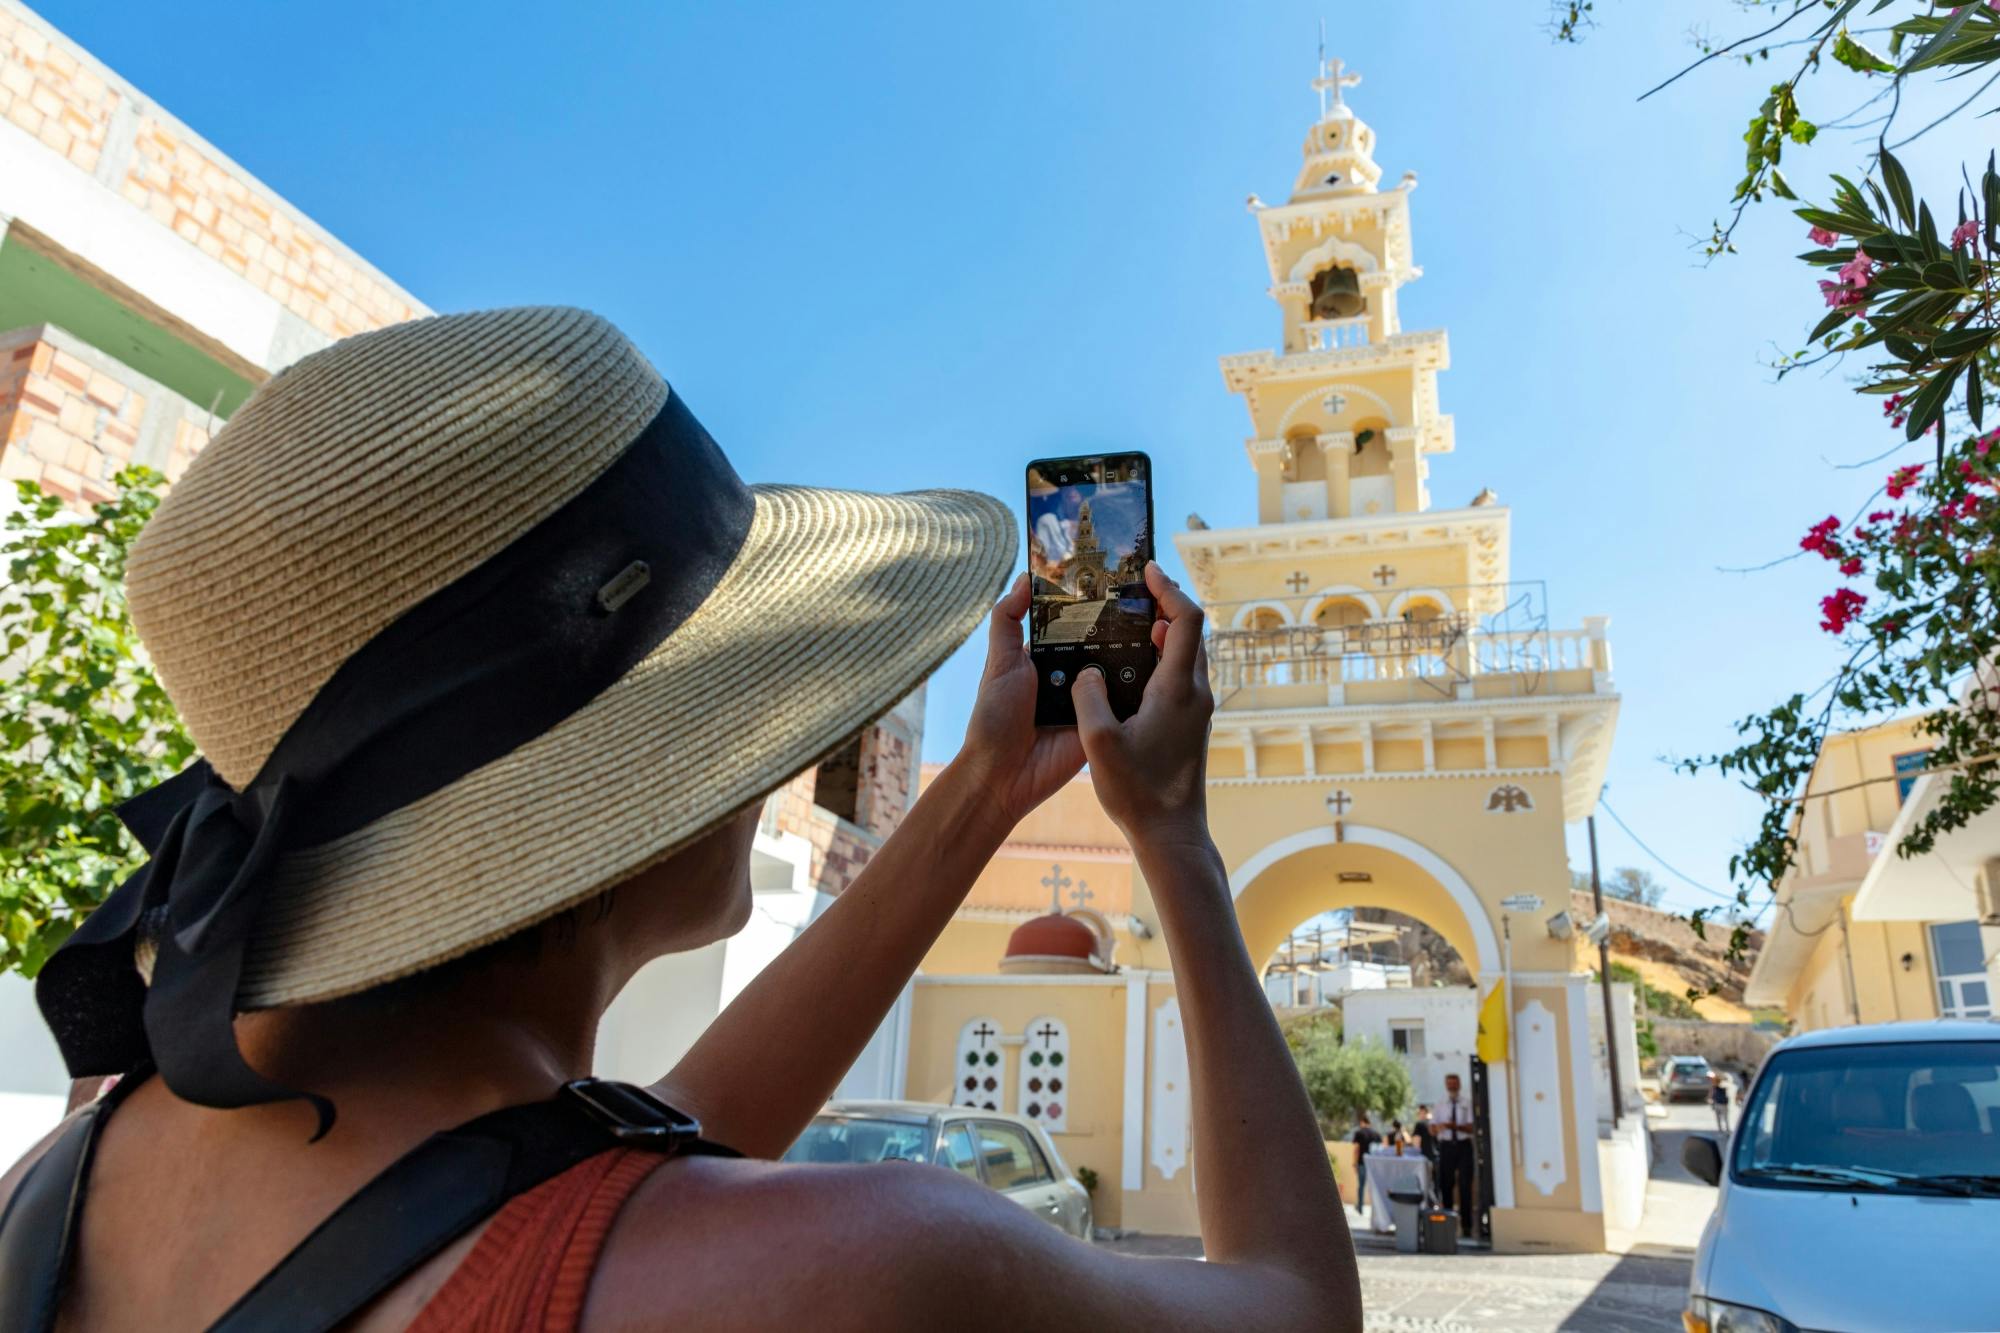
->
(1597, 799), (1738, 905)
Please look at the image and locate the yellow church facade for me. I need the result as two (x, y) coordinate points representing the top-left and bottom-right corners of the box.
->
(902, 57), (1623, 1252)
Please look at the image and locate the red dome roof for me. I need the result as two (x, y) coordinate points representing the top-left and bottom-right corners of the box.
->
(1004, 912), (1099, 961)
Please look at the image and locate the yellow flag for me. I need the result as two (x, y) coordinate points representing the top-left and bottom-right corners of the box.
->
(1476, 980), (1508, 1065)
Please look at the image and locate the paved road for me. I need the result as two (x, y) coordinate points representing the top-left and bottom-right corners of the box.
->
(1106, 1100), (1724, 1331)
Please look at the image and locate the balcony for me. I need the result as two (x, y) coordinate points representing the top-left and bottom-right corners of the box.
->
(1204, 589), (1612, 711)
(1298, 316), (1369, 351)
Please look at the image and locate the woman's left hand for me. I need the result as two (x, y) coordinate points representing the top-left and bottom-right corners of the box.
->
(953, 573), (1085, 832)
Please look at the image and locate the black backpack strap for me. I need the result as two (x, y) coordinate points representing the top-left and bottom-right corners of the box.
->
(0, 1072), (148, 1333)
(0, 1074), (739, 1333)
(213, 1078), (740, 1333)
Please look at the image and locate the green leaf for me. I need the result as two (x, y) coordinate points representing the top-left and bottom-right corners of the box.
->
(1931, 326), (1995, 359)
(1879, 150), (1917, 230)
(1833, 28), (1895, 73)
(1904, 0), (1980, 72)
(1809, 306), (1858, 343)
(1969, 361), (1985, 431)
(1922, 260), (1969, 292)
(1904, 364), (1960, 440)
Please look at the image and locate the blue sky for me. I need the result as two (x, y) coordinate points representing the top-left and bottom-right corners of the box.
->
(38, 2), (1978, 923)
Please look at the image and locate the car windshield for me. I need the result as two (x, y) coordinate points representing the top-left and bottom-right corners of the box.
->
(783, 1116), (931, 1165)
(1733, 1040), (2000, 1195)
(1670, 1058), (1708, 1075)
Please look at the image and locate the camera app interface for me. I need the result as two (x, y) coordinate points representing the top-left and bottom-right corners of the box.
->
(1027, 455), (1155, 693)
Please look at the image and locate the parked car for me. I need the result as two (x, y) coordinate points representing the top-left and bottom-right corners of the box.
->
(1682, 1021), (2000, 1333)
(784, 1100), (1094, 1240)
(1664, 1054), (1714, 1103)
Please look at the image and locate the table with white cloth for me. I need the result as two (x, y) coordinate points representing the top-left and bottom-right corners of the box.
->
(1361, 1150), (1432, 1233)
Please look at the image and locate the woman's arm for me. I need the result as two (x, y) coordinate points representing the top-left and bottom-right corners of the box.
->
(653, 574), (1084, 1159)
(1057, 565), (1359, 1307)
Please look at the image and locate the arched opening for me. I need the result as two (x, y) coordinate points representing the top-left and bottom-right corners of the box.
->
(1350, 419), (1393, 478)
(1245, 604), (1291, 684)
(1309, 265), (1367, 322)
(1283, 426), (1326, 482)
(1261, 906), (1471, 1013)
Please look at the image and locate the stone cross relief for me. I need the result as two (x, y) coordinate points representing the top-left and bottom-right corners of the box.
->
(1286, 571), (1311, 594)
(1372, 563), (1397, 587)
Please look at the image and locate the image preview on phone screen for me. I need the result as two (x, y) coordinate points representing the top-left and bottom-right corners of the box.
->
(1026, 453), (1156, 724)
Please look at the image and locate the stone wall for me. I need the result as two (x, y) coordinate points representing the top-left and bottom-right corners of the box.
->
(1647, 1017), (1781, 1080)
(760, 689), (926, 898)
(0, 322), (210, 502)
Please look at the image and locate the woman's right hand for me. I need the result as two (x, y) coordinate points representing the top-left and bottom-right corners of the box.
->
(1069, 561), (1214, 848)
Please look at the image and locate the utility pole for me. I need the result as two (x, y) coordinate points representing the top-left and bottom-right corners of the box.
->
(1588, 813), (1624, 1127)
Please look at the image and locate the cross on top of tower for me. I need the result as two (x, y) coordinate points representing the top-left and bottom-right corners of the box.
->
(1312, 54), (1362, 120)
(1068, 881), (1095, 910)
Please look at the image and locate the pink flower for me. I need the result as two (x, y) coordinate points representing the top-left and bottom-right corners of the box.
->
(1866, 510), (1894, 523)
(1952, 219), (1982, 251)
(1837, 248), (1875, 290)
(1820, 280), (1865, 310)
(1820, 587), (1868, 634)
(1887, 464), (1924, 499)
(1800, 515), (1843, 557)
(1838, 556), (1863, 576)
(1809, 225), (1841, 246)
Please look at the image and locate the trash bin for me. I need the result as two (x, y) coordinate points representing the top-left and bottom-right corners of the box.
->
(1388, 1189), (1424, 1253)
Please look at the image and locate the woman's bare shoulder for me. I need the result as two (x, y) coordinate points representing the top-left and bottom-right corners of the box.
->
(584, 1155), (1095, 1329)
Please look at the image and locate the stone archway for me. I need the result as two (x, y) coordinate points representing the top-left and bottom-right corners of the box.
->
(1226, 822), (1517, 1213)
(1229, 823), (1502, 980)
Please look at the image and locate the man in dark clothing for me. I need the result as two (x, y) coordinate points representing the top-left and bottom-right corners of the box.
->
(1351, 1111), (1382, 1214)
(1436, 1073), (1477, 1237)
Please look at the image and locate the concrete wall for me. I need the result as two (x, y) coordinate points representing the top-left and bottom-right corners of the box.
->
(1342, 985), (1478, 1109)
(1595, 1113), (1649, 1236)
(1646, 1018), (1780, 1079)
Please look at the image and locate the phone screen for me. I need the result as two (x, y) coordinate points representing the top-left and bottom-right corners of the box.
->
(1026, 452), (1156, 724)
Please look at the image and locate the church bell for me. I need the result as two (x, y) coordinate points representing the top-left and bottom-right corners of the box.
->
(1309, 266), (1365, 320)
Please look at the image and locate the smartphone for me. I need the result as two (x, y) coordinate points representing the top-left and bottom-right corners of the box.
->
(1026, 452), (1157, 726)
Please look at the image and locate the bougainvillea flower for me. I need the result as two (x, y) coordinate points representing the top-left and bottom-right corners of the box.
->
(1887, 464), (1924, 499)
(1838, 556), (1863, 576)
(1820, 587), (1868, 634)
(1800, 515), (1843, 556)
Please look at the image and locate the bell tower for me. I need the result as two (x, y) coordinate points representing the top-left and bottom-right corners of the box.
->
(1225, 56), (1447, 526)
(1167, 49), (1625, 1254)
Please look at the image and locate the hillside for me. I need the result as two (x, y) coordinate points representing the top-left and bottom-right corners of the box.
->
(1568, 890), (1763, 1024)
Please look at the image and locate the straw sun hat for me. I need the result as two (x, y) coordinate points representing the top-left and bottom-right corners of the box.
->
(37, 306), (1015, 1116)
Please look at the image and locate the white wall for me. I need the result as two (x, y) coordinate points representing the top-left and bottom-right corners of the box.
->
(1341, 986), (1479, 1108)
(1585, 980), (1645, 1123)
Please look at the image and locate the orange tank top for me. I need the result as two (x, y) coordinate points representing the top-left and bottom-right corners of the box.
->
(406, 1148), (663, 1333)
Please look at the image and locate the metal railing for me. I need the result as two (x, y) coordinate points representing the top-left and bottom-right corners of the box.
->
(1198, 583), (1609, 703)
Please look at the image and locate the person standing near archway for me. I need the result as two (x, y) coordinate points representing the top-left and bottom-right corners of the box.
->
(1435, 1072), (1476, 1238)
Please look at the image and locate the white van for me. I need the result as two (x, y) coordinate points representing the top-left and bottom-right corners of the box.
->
(1683, 1021), (2000, 1333)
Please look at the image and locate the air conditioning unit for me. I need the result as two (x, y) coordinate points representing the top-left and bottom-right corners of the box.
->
(1978, 857), (2000, 927)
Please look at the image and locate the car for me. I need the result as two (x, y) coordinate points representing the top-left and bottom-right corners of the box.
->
(783, 1100), (1095, 1240)
(1664, 1054), (1714, 1103)
(1681, 1021), (2000, 1333)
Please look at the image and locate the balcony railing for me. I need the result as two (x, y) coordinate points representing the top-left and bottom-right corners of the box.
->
(1200, 586), (1611, 704)
(1299, 316), (1370, 351)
